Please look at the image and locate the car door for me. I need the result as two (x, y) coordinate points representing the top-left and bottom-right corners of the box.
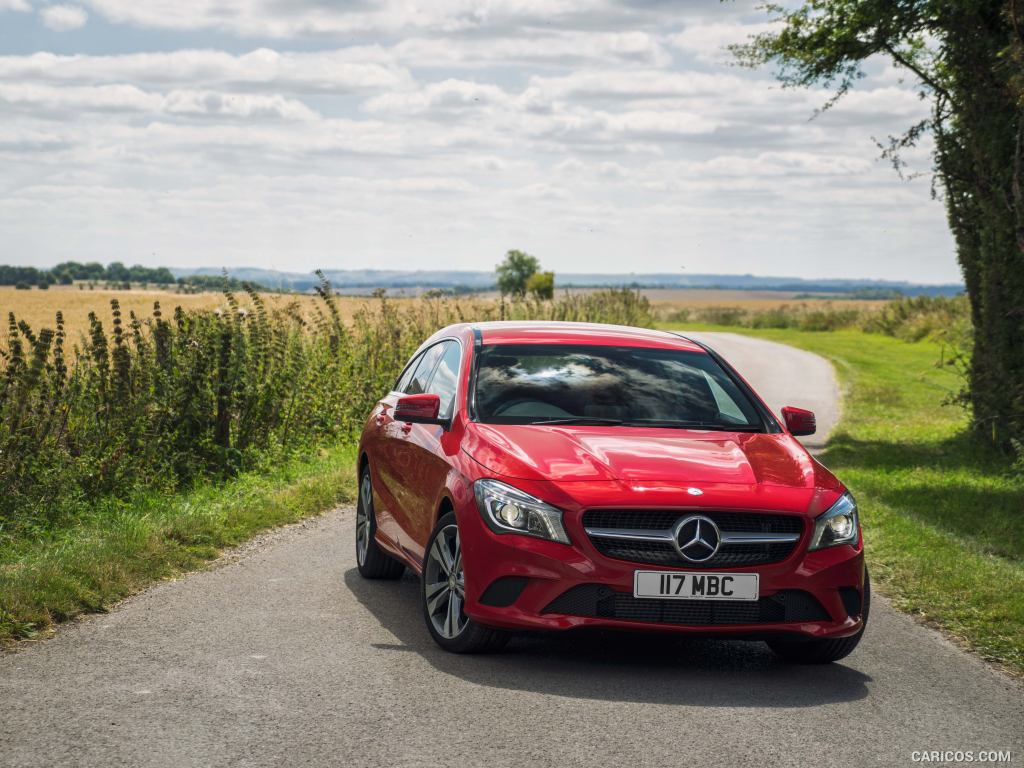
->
(390, 339), (463, 564)
(381, 342), (447, 554)
(367, 347), (431, 548)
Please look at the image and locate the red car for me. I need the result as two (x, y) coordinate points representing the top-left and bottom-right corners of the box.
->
(355, 322), (868, 662)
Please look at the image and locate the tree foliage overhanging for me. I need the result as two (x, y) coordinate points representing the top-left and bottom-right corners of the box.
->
(734, 0), (1024, 448)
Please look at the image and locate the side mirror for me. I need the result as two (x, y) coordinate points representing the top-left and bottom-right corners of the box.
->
(394, 393), (445, 426)
(781, 406), (816, 436)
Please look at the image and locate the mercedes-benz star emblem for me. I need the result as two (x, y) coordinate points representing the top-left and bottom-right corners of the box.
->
(673, 515), (721, 563)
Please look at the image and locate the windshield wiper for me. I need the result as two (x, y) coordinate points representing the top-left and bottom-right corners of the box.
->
(621, 420), (763, 432)
(525, 417), (761, 431)
(528, 417), (623, 425)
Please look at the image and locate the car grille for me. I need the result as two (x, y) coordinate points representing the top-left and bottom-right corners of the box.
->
(542, 584), (830, 626)
(581, 509), (804, 569)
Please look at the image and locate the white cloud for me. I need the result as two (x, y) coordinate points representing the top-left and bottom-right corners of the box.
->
(522, 70), (749, 104)
(365, 79), (510, 115)
(392, 31), (669, 69)
(0, 49), (409, 93)
(0, 0), (30, 11)
(0, 3), (959, 281)
(40, 4), (88, 31)
(0, 83), (319, 120)
(74, 0), (620, 37)
(671, 22), (778, 64)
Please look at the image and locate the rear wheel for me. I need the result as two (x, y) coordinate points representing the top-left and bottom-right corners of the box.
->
(355, 467), (404, 580)
(421, 512), (509, 653)
(767, 569), (871, 664)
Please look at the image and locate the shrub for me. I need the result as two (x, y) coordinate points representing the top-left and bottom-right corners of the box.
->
(696, 306), (748, 326)
(662, 296), (970, 340)
(0, 281), (651, 526)
(526, 271), (555, 300)
(798, 308), (860, 331)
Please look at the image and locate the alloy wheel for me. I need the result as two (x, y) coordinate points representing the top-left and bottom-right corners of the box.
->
(356, 472), (372, 566)
(424, 524), (467, 639)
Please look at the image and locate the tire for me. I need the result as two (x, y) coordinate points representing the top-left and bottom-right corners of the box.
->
(421, 512), (509, 654)
(355, 466), (405, 580)
(767, 568), (871, 664)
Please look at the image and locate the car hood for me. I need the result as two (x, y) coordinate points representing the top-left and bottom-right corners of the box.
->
(462, 423), (828, 489)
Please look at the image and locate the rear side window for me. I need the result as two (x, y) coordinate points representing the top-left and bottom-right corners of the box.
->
(405, 343), (445, 395)
(394, 352), (421, 393)
(425, 341), (462, 418)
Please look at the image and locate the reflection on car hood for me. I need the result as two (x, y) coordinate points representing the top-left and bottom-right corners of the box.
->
(463, 422), (826, 488)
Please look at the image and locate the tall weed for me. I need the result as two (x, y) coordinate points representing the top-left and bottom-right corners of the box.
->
(0, 282), (650, 526)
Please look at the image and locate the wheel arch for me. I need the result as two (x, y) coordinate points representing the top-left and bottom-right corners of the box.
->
(436, 494), (455, 528)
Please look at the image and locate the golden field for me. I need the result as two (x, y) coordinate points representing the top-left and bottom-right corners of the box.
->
(0, 285), (390, 340)
(570, 288), (887, 315)
(483, 287), (889, 313)
(2, 283), (888, 342)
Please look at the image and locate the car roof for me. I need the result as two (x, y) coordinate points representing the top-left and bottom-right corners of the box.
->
(468, 321), (706, 352)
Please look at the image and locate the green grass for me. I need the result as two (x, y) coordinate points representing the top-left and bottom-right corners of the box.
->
(662, 323), (1024, 674)
(0, 443), (359, 643)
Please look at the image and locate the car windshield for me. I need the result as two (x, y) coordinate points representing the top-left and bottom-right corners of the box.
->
(473, 343), (764, 430)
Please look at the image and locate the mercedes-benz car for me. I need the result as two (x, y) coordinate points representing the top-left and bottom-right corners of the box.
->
(354, 321), (868, 662)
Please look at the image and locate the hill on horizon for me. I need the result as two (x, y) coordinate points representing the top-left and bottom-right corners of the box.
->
(170, 267), (964, 298)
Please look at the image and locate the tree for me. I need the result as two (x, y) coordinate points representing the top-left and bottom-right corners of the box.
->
(81, 262), (106, 280)
(495, 250), (540, 297)
(106, 261), (130, 282)
(526, 271), (555, 300)
(734, 1), (1024, 448)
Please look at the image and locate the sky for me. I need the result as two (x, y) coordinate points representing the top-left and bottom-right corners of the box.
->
(0, 0), (959, 283)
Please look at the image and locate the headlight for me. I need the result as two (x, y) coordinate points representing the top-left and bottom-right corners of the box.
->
(474, 479), (570, 544)
(808, 492), (860, 551)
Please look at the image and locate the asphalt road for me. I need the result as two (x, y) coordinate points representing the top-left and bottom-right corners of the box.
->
(2, 333), (1020, 768)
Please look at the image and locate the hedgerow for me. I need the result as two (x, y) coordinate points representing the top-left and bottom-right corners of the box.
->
(0, 278), (651, 527)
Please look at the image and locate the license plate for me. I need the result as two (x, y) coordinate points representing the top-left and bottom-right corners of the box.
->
(633, 571), (759, 601)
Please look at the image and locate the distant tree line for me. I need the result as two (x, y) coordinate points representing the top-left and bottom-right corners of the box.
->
(0, 262), (262, 292)
(0, 261), (175, 289)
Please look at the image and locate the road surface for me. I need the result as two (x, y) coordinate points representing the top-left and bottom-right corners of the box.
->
(1, 333), (1020, 768)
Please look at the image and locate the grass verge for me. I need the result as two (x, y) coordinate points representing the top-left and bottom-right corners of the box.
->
(662, 323), (1024, 675)
(0, 443), (358, 643)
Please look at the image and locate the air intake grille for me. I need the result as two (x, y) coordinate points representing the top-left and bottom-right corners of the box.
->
(542, 585), (830, 626)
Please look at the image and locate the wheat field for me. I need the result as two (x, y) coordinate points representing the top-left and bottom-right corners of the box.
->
(0, 285), (395, 340)
(2, 284), (890, 341)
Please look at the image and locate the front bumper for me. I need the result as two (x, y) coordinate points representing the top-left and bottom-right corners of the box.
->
(457, 498), (866, 640)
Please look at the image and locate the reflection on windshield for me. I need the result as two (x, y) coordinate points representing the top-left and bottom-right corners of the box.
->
(474, 344), (762, 429)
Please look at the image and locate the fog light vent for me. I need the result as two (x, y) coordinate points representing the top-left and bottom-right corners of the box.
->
(479, 576), (530, 607)
(839, 587), (861, 618)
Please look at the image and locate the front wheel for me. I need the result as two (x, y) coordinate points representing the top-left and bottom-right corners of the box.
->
(767, 569), (871, 664)
(421, 512), (509, 654)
